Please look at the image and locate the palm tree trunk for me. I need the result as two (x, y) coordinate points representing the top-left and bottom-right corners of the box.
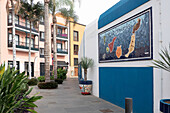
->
(44, 0), (50, 82)
(53, 21), (57, 79)
(11, 0), (16, 70)
(28, 21), (32, 79)
(84, 69), (87, 81)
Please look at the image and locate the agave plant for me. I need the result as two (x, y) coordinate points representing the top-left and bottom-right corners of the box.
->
(152, 44), (170, 72)
(0, 64), (42, 113)
(80, 57), (94, 81)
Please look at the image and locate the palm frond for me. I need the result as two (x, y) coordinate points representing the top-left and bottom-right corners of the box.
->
(152, 44), (170, 73)
(80, 57), (94, 70)
(18, 0), (43, 28)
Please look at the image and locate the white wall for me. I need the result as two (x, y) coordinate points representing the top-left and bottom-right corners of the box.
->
(79, 0), (170, 113)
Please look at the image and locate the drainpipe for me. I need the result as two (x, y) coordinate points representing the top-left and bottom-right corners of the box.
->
(83, 31), (85, 57)
(158, 0), (163, 98)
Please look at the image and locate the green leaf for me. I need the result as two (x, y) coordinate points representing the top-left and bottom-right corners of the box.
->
(27, 109), (37, 113)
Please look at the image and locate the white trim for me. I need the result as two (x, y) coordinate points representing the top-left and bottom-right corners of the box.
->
(56, 37), (68, 41)
(57, 53), (68, 56)
(15, 26), (39, 35)
(8, 47), (39, 53)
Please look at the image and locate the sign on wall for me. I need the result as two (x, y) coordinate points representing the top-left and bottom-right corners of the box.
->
(98, 8), (153, 63)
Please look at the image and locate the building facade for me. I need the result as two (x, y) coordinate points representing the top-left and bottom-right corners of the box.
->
(68, 21), (86, 77)
(79, 0), (170, 113)
(0, 0), (85, 78)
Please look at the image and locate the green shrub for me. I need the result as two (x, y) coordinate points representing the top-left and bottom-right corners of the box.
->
(27, 78), (38, 86)
(38, 76), (55, 82)
(38, 76), (45, 82)
(38, 82), (58, 89)
(55, 79), (63, 84)
(50, 75), (54, 80)
(57, 68), (67, 80)
(0, 64), (42, 113)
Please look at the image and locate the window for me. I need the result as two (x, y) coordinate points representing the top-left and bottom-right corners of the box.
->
(15, 35), (19, 45)
(40, 32), (44, 41)
(26, 38), (34, 48)
(26, 19), (30, 28)
(8, 33), (12, 47)
(15, 15), (19, 25)
(26, 38), (29, 47)
(40, 48), (44, 58)
(25, 62), (34, 77)
(8, 13), (12, 25)
(57, 28), (62, 35)
(74, 45), (79, 55)
(74, 58), (78, 66)
(57, 43), (62, 50)
(8, 33), (19, 46)
(8, 61), (20, 73)
(40, 17), (44, 24)
(74, 31), (79, 41)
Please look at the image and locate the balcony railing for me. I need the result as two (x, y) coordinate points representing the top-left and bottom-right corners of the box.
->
(8, 41), (39, 51)
(51, 33), (68, 39)
(57, 49), (68, 54)
(8, 19), (38, 33)
(57, 34), (68, 38)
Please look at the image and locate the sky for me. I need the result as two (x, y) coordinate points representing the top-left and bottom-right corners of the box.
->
(74, 0), (120, 25)
(35, 0), (120, 25)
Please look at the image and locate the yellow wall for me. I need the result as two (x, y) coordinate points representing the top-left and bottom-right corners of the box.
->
(69, 21), (85, 76)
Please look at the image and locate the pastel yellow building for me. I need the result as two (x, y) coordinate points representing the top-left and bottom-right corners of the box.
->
(68, 21), (86, 77)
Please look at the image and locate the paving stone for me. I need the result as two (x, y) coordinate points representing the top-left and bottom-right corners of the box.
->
(30, 78), (124, 113)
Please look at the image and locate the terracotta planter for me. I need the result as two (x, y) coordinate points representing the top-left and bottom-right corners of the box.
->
(79, 80), (92, 95)
(160, 99), (170, 113)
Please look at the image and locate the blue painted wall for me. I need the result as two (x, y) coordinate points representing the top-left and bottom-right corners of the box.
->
(98, 0), (150, 29)
(99, 67), (153, 113)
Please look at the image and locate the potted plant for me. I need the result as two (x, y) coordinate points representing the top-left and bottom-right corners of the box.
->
(79, 57), (94, 95)
(152, 44), (170, 113)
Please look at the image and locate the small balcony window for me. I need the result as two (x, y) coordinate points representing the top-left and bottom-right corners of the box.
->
(74, 31), (79, 41)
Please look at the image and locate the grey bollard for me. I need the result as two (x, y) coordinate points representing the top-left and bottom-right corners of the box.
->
(125, 98), (133, 113)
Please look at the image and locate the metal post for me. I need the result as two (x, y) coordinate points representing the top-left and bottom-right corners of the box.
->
(125, 98), (133, 113)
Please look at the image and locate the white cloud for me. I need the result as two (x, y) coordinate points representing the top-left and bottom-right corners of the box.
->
(34, 0), (120, 25)
(75, 0), (120, 25)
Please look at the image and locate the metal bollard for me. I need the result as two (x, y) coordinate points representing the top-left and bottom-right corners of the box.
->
(125, 98), (133, 113)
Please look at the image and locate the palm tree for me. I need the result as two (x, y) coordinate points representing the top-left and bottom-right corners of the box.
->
(49, 0), (77, 80)
(59, 5), (78, 25)
(44, 0), (51, 82)
(6, 0), (20, 70)
(19, 0), (43, 79)
(80, 57), (94, 81)
(152, 44), (170, 72)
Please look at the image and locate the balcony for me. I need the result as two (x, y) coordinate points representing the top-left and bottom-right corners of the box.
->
(8, 18), (38, 34)
(57, 34), (68, 39)
(8, 41), (39, 52)
(51, 33), (68, 40)
(57, 49), (68, 54)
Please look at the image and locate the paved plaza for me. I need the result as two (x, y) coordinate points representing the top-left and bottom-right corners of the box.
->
(30, 78), (124, 113)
